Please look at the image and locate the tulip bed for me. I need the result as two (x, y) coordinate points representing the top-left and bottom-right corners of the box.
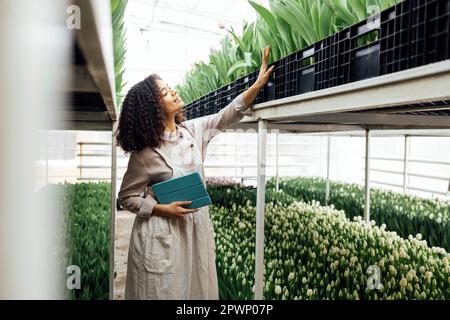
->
(210, 200), (450, 300)
(48, 182), (110, 300)
(66, 182), (110, 300)
(206, 177), (450, 252)
(207, 183), (297, 208)
(265, 177), (450, 252)
(54, 178), (449, 300)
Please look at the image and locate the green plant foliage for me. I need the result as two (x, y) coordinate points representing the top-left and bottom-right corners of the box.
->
(176, 0), (403, 105)
(50, 182), (111, 300)
(112, 0), (128, 108)
(265, 176), (450, 252)
(207, 183), (296, 208)
(207, 176), (450, 252)
(55, 176), (449, 300)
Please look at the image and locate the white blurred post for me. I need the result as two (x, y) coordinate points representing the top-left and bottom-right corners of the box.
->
(255, 119), (267, 300)
(325, 135), (331, 205)
(364, 129), (371, 223)
(0, 0), (68, 299)
(110, 121), (118, 299)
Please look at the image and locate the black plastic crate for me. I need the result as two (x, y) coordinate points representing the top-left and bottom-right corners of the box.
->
(293, 45), (317, 94)
(197, 96), (207, 117)
(187, 101), (196, 119)
(213, 89), (223, 113)
(275, 56), (288, 100)
(409, 0), (450, 68)
(215, 87), (225, 111)
(195, 100), (201, 118)
(213, 89), (221, 114)
(220, 84), (231, 107)
(237, 73), (252, 96)
(339, 17), (381, 84)
(204, 92), (211, 116)
(203, 94), (210, 116)
(237, 69), (265, 105)
(315, 32), (349, 90)
(188, 104), (194, 120)
(184, 103), (191, 120)
(209, 91), (220, 115)
(222, 81), (239, 107)
(284, 53), (298, 98)
(381, 0), (450, 74)
(184, 0), (450, 117)
(222, 85), (231, 110)
(274, 54), (298, 99)
(380, 1), (412, 74)
(189, 100), (199, 119)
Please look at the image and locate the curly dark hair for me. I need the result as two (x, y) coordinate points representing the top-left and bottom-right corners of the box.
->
(115, 74), (185, 153)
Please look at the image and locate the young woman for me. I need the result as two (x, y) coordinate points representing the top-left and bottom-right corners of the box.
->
(116, 47), (274, 300)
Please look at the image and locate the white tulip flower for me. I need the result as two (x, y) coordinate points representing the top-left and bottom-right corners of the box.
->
(393, 250), (399, 260)
(275, 285), (282, 295)
(288, 272), (295, 281)
(400, 278), (407, 288)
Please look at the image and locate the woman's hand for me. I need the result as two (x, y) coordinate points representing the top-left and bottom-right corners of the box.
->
(153, 201), (199, 218)
(254, 46), (275, 90)
(243, 46), (275, 106)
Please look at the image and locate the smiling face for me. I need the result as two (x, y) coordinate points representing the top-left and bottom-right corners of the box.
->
(156, 79), (184, 117)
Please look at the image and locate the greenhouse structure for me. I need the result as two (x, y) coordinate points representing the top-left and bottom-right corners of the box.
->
(0, 0), (449, 302)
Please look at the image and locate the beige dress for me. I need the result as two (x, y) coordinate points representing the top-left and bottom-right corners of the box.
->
(118, 92), (252, 300)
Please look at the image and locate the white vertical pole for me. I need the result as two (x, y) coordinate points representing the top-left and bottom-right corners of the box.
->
(325, 135), (331, 205)
(110, 121), (118, 300)
(402, 135), (409, 193)
(275, 132), (279, 192)
(234, 133), (238, 182)
(255, 119), (267, 300)
(364, 129), (371, 223)
(80, 143), (83, 179)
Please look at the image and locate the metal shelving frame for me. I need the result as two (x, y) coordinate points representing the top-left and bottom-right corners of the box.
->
(61, 0), (117, 300)
(219, 59), (450, 299)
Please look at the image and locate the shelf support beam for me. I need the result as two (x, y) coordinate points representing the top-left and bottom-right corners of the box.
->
(275, 132), (279, 192)
(325, 135), (331, 205)
(364, 129), (371, 223)
(254, 119), (267, 300)
(110, 121), (117, 300)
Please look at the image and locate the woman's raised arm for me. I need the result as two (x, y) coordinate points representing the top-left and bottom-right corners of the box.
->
(193, 46), (275, 146)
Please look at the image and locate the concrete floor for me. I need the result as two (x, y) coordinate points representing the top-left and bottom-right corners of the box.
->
(114, 210), (135, 300)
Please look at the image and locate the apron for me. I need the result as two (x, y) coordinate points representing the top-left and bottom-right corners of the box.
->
(124, 125), (218, 300)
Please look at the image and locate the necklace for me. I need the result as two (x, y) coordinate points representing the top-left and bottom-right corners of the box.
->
(162, 125), (183, 144)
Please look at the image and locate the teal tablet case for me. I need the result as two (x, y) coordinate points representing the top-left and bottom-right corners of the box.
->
(151, 172), (212, 209)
